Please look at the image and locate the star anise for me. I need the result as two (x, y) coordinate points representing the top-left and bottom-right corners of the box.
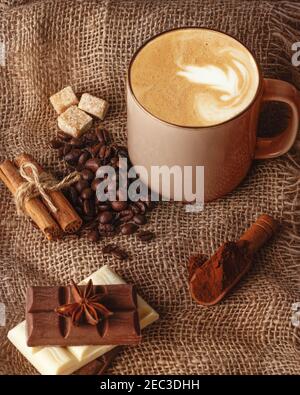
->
(55, 279), (113, 326)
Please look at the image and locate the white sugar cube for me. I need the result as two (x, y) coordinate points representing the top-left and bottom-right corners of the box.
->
(50, 86), (79, 114)
(78, 93), (109, 120)
(57, 106), (93, 138)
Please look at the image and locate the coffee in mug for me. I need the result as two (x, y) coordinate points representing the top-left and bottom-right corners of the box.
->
(130, 28), (259, 127)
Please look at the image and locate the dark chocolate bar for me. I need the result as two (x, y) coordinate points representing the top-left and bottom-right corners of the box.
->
(26, 284), (141, 346)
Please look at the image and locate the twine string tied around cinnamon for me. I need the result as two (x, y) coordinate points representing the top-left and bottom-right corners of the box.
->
(15, 162), (80, 215)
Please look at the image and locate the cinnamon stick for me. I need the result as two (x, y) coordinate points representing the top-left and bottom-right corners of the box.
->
(0, 160), (61, 240)
(15, 153), (82, 233)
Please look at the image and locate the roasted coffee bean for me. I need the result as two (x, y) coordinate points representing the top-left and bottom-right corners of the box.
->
(95, 128), (105, 144)
(84, 131), (98, 145)
(78, 151), (91, 167)
(112, 248), (128, 261)
(85, 158), (101, 172)
(75, 205), (83, 215)
(137, 230), (155, 242)
(57, 131), (71, 141)
(91, 178), (102, 191)
(49, 138), (63, 149)
(81, 168), (94, 182)
(69, 137), (83, 148)
(83, 220), (98, 230)
(99, 210), (113, 224)
(131, 203), (141, 215)
(103, 130), (110, 144)
(99, 145), (111, 160)
(87, 229), (100, 242)
(133, 214), (147, 225)
(111, 201), (128, 212)
(83, 199), (93, 216)
(120, 223), (138, 235)
(119, 210), (134, 223)
(135, 201), (147, 214)
(64, 148), (81, 165)
(97, 203), (111, 211)
(98, 223), (115, 236)
(102, 244), (117, 254)
(68, 186), (79, 206)
(75, 179), (90, 193)
(81, 188), (93, 200)
(88, 143), (102, 157)
(77, 196), (84, 206)
(63, 144), (72, 156)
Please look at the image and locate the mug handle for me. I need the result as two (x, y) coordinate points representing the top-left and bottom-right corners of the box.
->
(255, 78), (299, 159)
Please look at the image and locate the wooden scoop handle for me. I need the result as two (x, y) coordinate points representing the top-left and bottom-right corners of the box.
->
(239, 214), (278, 254)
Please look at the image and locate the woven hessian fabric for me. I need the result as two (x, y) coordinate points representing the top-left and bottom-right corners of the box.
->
(0, 0), (299, 375)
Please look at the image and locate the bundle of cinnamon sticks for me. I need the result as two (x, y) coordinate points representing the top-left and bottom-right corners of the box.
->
(0, 153), (82, 240)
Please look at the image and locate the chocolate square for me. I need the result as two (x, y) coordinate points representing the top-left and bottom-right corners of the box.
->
(26, 284), (141, 346)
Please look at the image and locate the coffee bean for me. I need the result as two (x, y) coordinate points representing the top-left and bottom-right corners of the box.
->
(137, 230), (155, 242)
(81, 168), (94, 182)
(131, 203), (141, 215)
(112, 248), (128, 261)
(75, 205), (83, 215)
(83, 220), (98, 230)
(97, 203), (110, 211)
(95, 128), (105, 144)
(69, 137), (83, 148)
(99, 210), (113, 224)
(49, 138), (63, 149)
(98, 223), (115, 236)
(85, 158), (101, 172)
(111, 201), (128, 212)
(135, 201), (147, 214)
(64, 148), (81, 165)
(83, 199), (93, 216)
(120, 223), (138, 235)
(91, 178), (101, 191)
(119, 210), (134, 223)
(68, 186), (79, 206)
(102, 244), (117, 254)
(102, 244), (128, 260)
(81, 188), (93, 200)
(88, 143), (102, 157)
(133, 214), (147, 225)
(84, 131), (98, 145)
(78, 151), (91, 167)
(102, 130), (111, 144)
(99, 145), (112, 160)
(87, 229), (100, 242)
(75, 179), (90, 193)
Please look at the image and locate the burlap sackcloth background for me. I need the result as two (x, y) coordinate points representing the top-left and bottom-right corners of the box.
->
(0, 0), (299, 375)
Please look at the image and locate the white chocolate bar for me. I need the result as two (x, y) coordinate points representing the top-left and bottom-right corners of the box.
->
(78, 93), (109, 120)
(7, 265), (159, 375)
(50, 86), (79, 115)
(57, 105), (93, 138)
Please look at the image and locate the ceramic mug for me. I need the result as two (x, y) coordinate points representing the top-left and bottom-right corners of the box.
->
(127, 27), (299, 202)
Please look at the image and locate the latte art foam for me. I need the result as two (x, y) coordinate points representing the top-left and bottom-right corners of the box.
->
(130, 29), (259, 127)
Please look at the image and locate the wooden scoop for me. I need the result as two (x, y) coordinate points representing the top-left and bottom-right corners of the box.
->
(189, 214), (278, 306)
